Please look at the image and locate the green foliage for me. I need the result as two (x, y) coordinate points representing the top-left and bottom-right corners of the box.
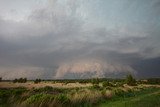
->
(99, 87), (160, 107)
(147, 78), (160, 84)
(102, 81), (115, 87)
(0, 87), (26, 105)
(92, 84), (101, 89)
(91, 78), (100, 84)
(114, 88), (136, 98)
(102, 81), (110, 87)
(11, 87), (27, 95)
(34, 79), (41, 84)
(1, 79), (160, 107)
(115, 82), (124, 87)
(25, 93), (54, 104)
(126, 74), (136, 86)
(114, 88), (125, 97)
(0, 90), (11, 104)
(55, 94), (70, 104)
(13, 78), (27, 83)
(33, 86), (53, 93)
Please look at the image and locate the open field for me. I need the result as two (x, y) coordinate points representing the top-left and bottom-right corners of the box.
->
(99, 87), (160, 107)
(0, 82), (92, 89)
(0, 80), (160, 107)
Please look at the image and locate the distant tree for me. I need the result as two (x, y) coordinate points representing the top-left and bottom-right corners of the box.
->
(13, 78), (27, 83)
(34, 79), (41, 84)
(126, 74), (136, 86)
(13, 78), (18, 83)
(19, 78), (23, 83)
(91, 78), (100, 85)
(23, 78), (27, 83)
(147, 78), (160, 84)
(0, 77), (2, 82)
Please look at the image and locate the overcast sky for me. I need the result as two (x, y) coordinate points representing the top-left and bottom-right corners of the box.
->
(0, 0), (160, 79)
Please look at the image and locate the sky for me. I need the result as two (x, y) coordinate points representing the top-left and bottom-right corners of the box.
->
(0, 0), (160, 79)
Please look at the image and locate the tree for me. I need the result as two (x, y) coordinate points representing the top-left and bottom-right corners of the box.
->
(147, 78), (160, 84)
(126, 74), (136, 86)
(13, 78), (18, 83)
(0, 77), (2, 82)
(13, 78), (27, 83)
(34, 79), (41, 84)
(91, 78), (100, 85)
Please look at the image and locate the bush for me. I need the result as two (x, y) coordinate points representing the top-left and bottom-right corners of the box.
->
(91, 78), (100, 85)
(11, 87), (27, 95)
(55, 94), (70, 104)
(102, 81), (114, 87)
(92, 84), (101, 89)
(13, 78), (27, 83)
(115, 82), (124, 87)
(33, 86), (53, 93)
(34, 79), (41, 84)
(25, 93), (54, 104)
(102, 81), (110, 87)
(101, 90), (113, 99)
(126, 74), (136, 86)
(147, 78), (160, 84)
(114, 88), (125, 96)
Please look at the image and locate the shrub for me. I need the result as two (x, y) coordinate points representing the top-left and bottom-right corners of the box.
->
(11, 87), (27, 95)
(102, 81), (114, 87)
(115, 82), (124, 87)
(71, 89), (102, 106)
(55, 94), (70, 104)
(91, 78), (100, 84)
(92, 84), (101, 89)
(126, 74), (136, 86)
(114, 88), (125, 97)
(13, 79), (18, 83)
(34, 79), (41, 84)
(42, 86), (53, 92)
(147, 78), (160, 84)
(0, 89), (11, 104)
(101, 90), (113, 99)
(33, 86), (53, 93)
(13, 78), (27, 83)
(102, 81), (110, 87)
(25, 93), (54, 104)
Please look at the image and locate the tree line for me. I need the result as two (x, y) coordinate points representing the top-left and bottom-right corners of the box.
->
(0, 75), (159, 85)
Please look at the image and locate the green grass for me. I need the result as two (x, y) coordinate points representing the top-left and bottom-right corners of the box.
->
(99, 88), (160, 107)
(0, 85), (160, 107)
(0, 87), (27, 107)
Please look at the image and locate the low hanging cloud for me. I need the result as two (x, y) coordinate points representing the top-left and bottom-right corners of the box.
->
(55, 59), (136, 79)
(0, 0), (160, 79)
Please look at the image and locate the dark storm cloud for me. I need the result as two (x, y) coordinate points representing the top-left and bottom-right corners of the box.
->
(0, 0), (160, 79)
(133, 57), (160, 78)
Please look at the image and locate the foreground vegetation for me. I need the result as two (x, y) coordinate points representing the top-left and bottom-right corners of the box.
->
(100, 87), (160, 107)
(0, 76), (160, 107)
(0, 84), (160, 107)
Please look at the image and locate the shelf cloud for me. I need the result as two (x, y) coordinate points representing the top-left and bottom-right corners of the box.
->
(0, 0), (160, 79)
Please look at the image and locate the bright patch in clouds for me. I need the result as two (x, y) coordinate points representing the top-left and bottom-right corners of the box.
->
(0, 0), (160, 79)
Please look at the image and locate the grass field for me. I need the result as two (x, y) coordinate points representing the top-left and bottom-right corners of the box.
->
(99, 87), (160, 107)
(0, 81), (160, 107)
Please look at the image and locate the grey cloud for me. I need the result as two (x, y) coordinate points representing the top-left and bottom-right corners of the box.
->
(0, 0), (160, 79)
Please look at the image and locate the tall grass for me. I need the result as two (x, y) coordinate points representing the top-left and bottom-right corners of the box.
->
(0, 85), (159, 107)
